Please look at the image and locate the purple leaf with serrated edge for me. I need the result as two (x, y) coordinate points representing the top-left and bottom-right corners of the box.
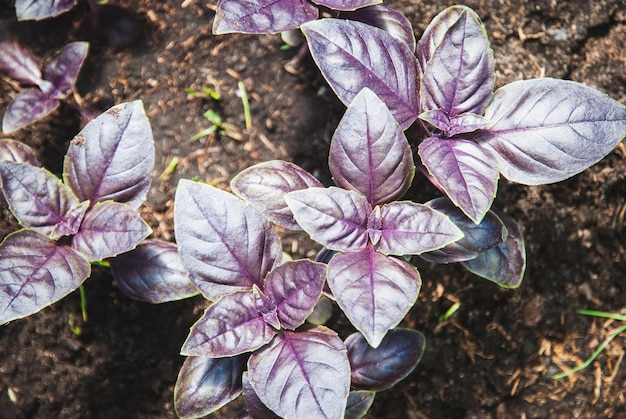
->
(109, 239), (198, 304)
(64, 101), (154, 209)
(0, 42), (42, 86)
(182, 290), (276, 357)
(248, 326), (350, 419)
(302, 19), (420, 129)
(461, 209), (526, 288)
(0, 139), (39, 167)
(0, 161), (87, 239)
(330, 88), (414, 206)
(312, 0), (380, 11)
(15, 0), (77, 20)
(263, 260), (326, 330)
(327, 246), (420, 347)
(375, 201), (463, 255)
(2, 88), (59, 133)
(174, 355), (245, 419)
(420, 7), (493, 118)
(416, 5), (467, 70)
(346, 328), (425, 391)
(242, 372), (281, 419)
(420, 197), (507, 263)
(286, 187), (371, 252)
(345, 391), (376, 419)
(72, 201), (151, 261)
(213, 0), (318, 34)
(231, 160), (322, 230)
(478, 78), (626, 185)
(419, 137), (499, 223)
(339, 5), (415, 52)
(174, 180), (282, 301)
(42, 42), (89, 99)
(0, 230), (90, 324)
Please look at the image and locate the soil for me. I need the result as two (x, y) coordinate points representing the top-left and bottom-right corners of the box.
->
(1, 0), (625, 418)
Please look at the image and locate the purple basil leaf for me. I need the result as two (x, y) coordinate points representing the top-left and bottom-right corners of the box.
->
(42, 42), (89, 99)
(327, 246), (420, 347)
(346, 328), (425, 391)
(248, 326), (350, 418)
(0, 161), (87, 239)
(0, 42), (42, 86)
(174, 180), (282, 300)
(182, 290), (276, 357)
(478, 78), (626, 185)
(418, 137), (499, 223)
(339, 5), (416, 52)
(286, 187), (371, 252)
(0, 229), (90, 324)
(72, 201), (151, 261)
(174, 355), (245, 419)
(231, 160), (322, 230)
(0, 139), (39, 167)
(420, 197), (507, 263)
(376, 201), (463, 255)
(263, 260), (326, 330)
(14, 0), (77, 20)
(301, 19), (420, 129)
(242, 372), (281, 419)
(420, 7), (493, 118)
(213, 0), (318, 34)
(311, 0), (381, 11)
(416, 5), (468, 70)
(64, 101), (155, 209)
(329, 88), (414, 206)
(2, 88), (59, 133)
(345, 391), (376, 419)
(461, 209), (526, 288)
(253, 285), (281, 330)
(109, 239), (199, 304)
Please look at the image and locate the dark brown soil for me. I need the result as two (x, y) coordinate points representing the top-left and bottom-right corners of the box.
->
(1, 0), (625, 418)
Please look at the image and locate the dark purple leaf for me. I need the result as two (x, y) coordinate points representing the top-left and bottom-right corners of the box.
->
(327, 246), (420, 347)
(339, 5), (416, 51)
(213, 0), (318, 34)
(231, 160), (322, 230)
(301, 19), (420, 129)
(0, 42), (42, 86)
(248, 326), (350, 418)
(329, 88), (414, 206)
(375, 201), (463, 255)
(416, 5), (467, 70)
(64, 101), (155, 209)
(242, 372), (281, 419)
(478, 78), (626, 185)
(346, 328), (425, 391)
(418, 137), (499, 223)
(109, 239), (198, 304)
(345, 391), (376, 419)
(420, 7), (493, 117)
(182, 290), (276, 357)
(420, 197), (507, 263)
(2, 88), (59, 133)
(174, 355), (245, 419)
(0, 139), (39, 167)
(312, 0), (380, 11)
(174, 180), (283, 301)
(461, 209), (526, 288)
(42, 42), (89, 99)
(286, 187), (371, 251)
(15, 0), (77, 20)
(72, 201), (151, 261)
(263, 260), (326, 330)
(0, 230), (90, 324)
(0, 161), (87, 239)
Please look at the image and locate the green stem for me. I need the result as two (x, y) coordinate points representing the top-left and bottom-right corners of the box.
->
(238, 81), (252, 130)
(79, 285), (88, 322)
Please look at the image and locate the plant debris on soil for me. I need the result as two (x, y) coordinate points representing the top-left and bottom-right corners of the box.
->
(1, 0), (625, 417)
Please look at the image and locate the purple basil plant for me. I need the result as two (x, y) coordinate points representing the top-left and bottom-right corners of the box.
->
(0, 101), (195, 325)
(0, 41), (91, 133)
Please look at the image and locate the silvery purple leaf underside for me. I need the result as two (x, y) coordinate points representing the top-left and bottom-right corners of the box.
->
(14, 0), (77, 20)
(0, 139), (40, 167)
(0, 42), (42, 86)
(312, 0), (381, 11)
(42, 42), (89, 99)
(2, 88), (59, 133)
(213, 0), (318, 34)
